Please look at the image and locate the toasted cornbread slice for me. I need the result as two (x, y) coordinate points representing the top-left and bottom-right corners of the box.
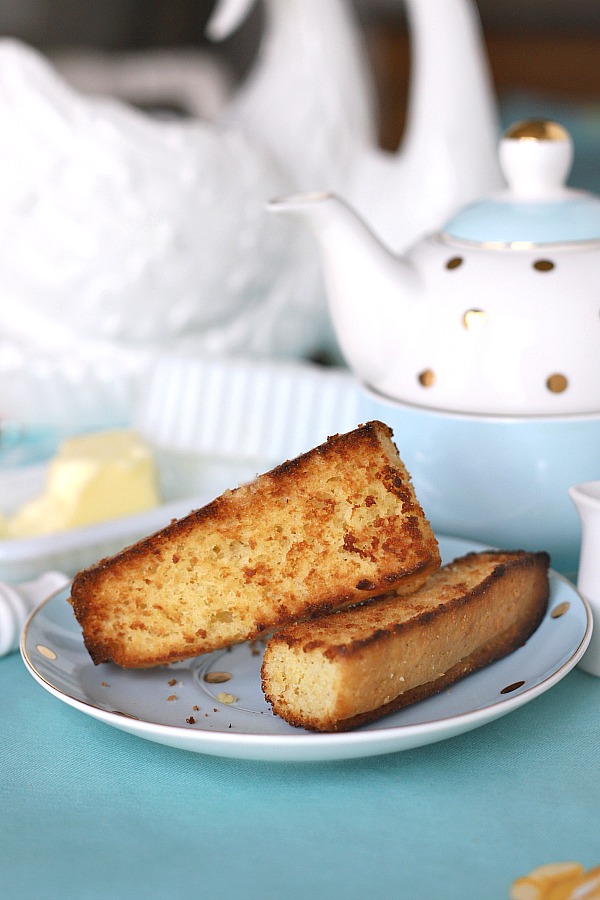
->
(261, 550), (550, 732)
(70, 421), (440, 667)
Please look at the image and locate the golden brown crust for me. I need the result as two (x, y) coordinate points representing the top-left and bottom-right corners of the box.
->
(70, 421), (440, 667)
(261, 550), (550, 732)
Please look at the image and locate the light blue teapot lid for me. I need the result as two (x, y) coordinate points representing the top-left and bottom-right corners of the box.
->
(443, 120), (600, 246)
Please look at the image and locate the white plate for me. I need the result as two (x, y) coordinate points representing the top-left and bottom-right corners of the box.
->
(21, 536), (592, 762)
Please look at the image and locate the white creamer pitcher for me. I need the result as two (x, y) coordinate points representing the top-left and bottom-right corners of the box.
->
(569, 481), (600, 676)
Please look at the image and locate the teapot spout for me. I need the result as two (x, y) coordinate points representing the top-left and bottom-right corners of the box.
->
(268, 192), (420, 385)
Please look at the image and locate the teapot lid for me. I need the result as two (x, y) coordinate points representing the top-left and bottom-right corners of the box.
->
(443, 120), (600, 246)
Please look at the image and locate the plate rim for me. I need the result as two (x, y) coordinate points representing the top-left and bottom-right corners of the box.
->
(20, 536), (593, 762)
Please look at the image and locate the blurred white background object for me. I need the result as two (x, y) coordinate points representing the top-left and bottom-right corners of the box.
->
(0, 37), (331, 429)
(0, 1), (501, 432)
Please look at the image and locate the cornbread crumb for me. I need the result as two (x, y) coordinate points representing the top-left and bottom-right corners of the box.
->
(216, 692), (238, 705)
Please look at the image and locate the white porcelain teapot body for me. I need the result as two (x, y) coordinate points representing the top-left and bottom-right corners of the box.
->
(364, 231), (600, 416)
(272, 121), (600, 417)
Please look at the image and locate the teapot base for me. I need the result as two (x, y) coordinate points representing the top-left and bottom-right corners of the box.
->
(359, 384), (600, 579)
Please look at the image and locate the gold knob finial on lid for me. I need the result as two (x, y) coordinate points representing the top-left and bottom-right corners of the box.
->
(505, 120), (569, 142)
(499, 119), (573, 197)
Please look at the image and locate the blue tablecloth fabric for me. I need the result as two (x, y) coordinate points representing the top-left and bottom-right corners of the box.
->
(2, 651), (599, 900)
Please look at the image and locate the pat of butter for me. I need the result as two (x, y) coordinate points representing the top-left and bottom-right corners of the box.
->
(6, 430), (161, 538)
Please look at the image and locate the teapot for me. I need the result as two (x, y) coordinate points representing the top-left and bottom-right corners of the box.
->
(270, 120), (600, 416)
(270, 121), (600, 576)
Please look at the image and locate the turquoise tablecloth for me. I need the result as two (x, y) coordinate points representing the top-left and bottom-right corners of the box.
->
(2, 648), (599, 900)
(3, 96), (600, 898)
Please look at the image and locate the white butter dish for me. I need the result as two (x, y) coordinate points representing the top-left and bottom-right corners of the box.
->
(0, 358), (362, 583)
(135, 355), (360, 461)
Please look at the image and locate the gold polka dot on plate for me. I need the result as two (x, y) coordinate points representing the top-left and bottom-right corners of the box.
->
(533, 259), (555, 272)
(551, 601), (571, 618)
(463, 309), (487, 331)
(36, 644), (57, 660)
(547, 373), (568, 393)
(445, 257), (463, 270)
(204, 671), (232, 684)
(418, 369), (436, 387)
